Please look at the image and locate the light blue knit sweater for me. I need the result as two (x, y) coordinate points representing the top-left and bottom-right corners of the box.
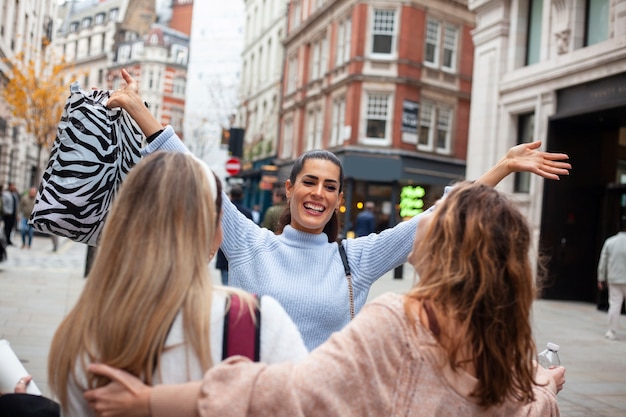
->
(143, 126), (428, 350)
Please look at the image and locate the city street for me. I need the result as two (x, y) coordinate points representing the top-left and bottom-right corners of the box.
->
(1, 236), (625, 415)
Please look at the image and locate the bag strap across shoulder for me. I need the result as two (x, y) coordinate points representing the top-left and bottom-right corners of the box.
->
(338, 243), (355, 320)
(222, 293), (261, 361)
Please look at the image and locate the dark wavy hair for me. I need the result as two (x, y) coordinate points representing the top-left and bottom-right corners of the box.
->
(277, 150), (344, 242)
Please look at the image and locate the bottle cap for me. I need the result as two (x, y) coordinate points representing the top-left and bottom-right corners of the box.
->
(546, 342), (560, 351)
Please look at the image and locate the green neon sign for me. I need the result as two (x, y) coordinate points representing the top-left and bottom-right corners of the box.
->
(400, 185), (425, 217)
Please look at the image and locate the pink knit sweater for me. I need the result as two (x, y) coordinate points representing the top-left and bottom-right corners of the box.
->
(151, 293), (560, 417)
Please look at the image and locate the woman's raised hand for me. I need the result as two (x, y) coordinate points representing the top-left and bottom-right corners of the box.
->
(477, 141), (571, 187)
(105, 69), (164, 137)
(106, 69), (143, 111)
(504, 141), (571, 180)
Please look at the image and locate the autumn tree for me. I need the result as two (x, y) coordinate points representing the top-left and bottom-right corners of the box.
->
(1, 49), (68, 180)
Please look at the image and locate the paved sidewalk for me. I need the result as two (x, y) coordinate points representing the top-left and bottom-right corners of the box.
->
(0, 238), (625, 416)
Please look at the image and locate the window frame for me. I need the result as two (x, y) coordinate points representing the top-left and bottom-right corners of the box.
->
(330, 95), (346, 147)
(584, 0), (609, 46)
(424, 18), (459, 73)
(370, 8), (397, 58)
(363, 92), (392, 146)
(281, 118), (294, 159)
(417, 100), (453, 155)
(287, 54), (298, 93)
(335, 17), (352, 67)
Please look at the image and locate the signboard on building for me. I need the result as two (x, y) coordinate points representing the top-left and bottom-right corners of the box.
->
(401, 100), (419, 144)
(402, 100), (419, 133)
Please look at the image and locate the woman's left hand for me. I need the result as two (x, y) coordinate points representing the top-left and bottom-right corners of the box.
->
(545, 366), (566, 393)
(477, 141), (571, 187)
(504, 141), (571, 180)
(535, 362), (566, 394)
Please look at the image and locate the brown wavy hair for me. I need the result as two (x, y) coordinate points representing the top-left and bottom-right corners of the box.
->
(405, 181), (540, 408)
(47, 152), (257, 412)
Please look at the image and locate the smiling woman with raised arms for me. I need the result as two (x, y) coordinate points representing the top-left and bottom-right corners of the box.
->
(107, 69), (571, 351)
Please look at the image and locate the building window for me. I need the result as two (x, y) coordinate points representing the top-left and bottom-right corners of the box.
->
(117, 45), (131, 62)
(336, 17), (351, 67)
(112, 75), (122, 90)
(132, 42), (143, 60)
(172, 45), (188, 65)
(109, 8), (119, 21)
(365, 93), (391, 142)
(173, 77), (186, 97)
(69, 21), (79, 32)
(291, 1), (301, 30)
(314, 108), (323, 150)
(282, 118), (294, 158)
(424, 19), (459, 71)
(525, 0), (543, 65)
(170, 108), (184, 132)
(148, 70), (154, 89)
(425, 20), (440, 65)
(442, 25), (459, 70)
(330, 96), (346, 147)
(310, 35), (327, 81)
(371, 9), (396, 56)
(514, 113), (535, 193)
(95, 12), (105, 25)
(82, 17), (92, 28)
(287, 54), (298, 93)
(418, 100), (453, 154)
(585, 0), (608, 46)
(305, 107), (323, 151)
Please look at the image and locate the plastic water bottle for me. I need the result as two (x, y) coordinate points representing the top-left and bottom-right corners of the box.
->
(537, 342), (561, 369)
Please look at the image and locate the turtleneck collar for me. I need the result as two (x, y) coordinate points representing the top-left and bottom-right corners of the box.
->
(280, 225), (331, 248)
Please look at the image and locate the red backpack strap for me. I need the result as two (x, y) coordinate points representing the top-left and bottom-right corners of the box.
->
(222, 293), (261, 361)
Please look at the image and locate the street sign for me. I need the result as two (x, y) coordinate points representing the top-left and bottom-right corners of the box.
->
(225, 157), (241, 175)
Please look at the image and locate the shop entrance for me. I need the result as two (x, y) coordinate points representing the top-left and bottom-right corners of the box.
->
(540, 107), (626, 304)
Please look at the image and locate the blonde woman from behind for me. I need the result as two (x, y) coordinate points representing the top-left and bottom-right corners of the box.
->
(48, 152), (307, 417)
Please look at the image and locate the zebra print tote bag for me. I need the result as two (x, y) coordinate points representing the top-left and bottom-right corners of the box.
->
(30, 82), (143, 246)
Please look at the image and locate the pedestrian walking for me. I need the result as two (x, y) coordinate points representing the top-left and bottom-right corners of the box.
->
(2, 183), (20, 246)
(103, 69), (571, 350)
(261, 186), (286, 233)
(354, 201), (376, 237)
(85, 182), (566, 417)
(20, 187), (37, 249)
(597, 216), (626, 341)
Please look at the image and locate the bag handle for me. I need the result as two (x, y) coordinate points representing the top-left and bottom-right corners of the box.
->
(338, 243), (355, 320)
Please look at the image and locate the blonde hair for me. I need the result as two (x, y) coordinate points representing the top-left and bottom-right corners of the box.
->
(48, 152), (254, 410)
(406, 181), (539, 407)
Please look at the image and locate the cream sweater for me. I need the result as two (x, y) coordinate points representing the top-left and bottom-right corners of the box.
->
(151, 293), (560, 417)
(63, 290), (307, 417)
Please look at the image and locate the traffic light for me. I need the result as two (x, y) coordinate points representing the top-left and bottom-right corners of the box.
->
(228, 128), (244, 158)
